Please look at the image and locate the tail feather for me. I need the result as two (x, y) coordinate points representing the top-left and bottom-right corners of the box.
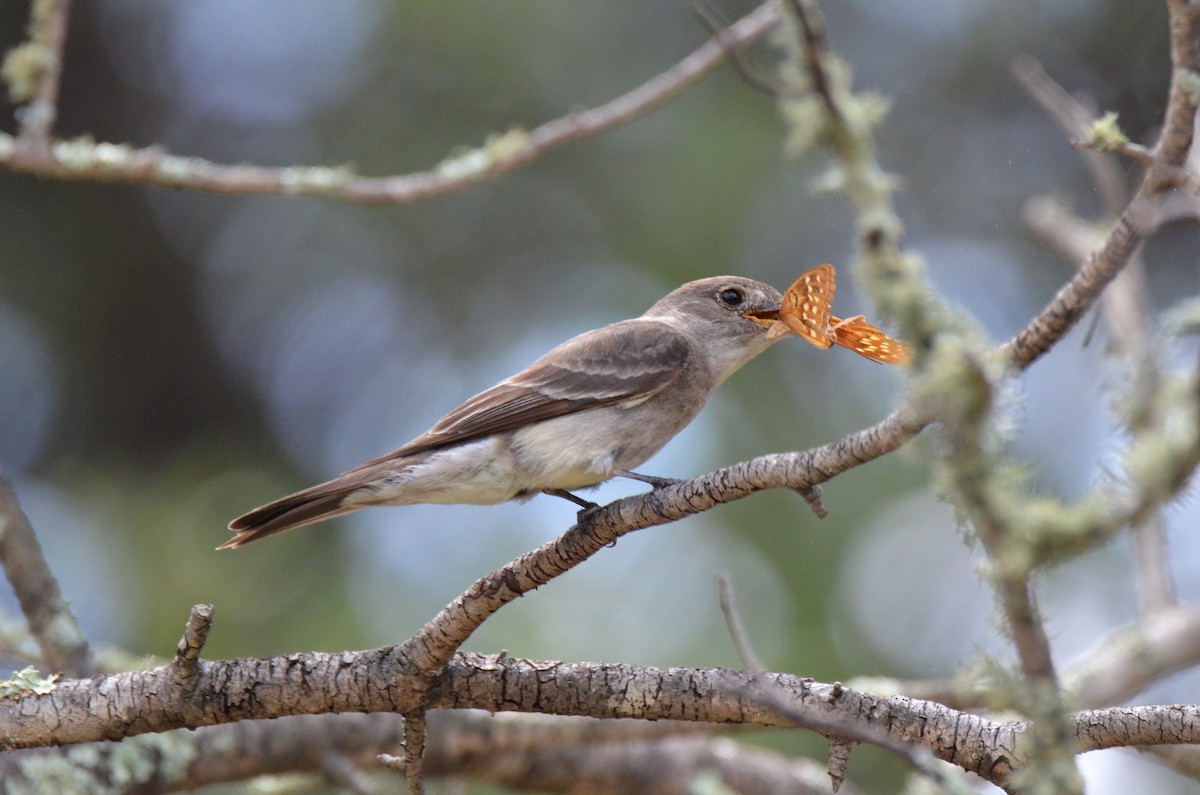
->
(220, 486), (358, 549)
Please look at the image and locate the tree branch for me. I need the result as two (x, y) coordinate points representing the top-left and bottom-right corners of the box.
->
(0, 474), (93, 677)
(6, 648), (1200, 788)
(401, 405), (924, 679)
(0, 3), (781, 204)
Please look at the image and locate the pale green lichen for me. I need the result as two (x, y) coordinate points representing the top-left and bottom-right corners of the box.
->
(1174, 66), (1200, 106)
(0, 666), (59, 697)
(47, 137), (141, 172)
(1124, 374), (1200, 499)
(2, 0), (60, 103)
(50, 136), (96, 169)
(1, 42), (43, 103)
(687, 769), (739, 795)
(6, 754), (94, 795)
(105, 730), (197, 787)
(1163, 298), (1200, 337)
(6, 731), (199, 794)
(89, 142), (136, 169)
(279, 164), (356, 196)
(1086, 111), (1128, 151)
(436, 127), (529, 181)
(45, 612), (86, 652)
(153, 155), (198, 186)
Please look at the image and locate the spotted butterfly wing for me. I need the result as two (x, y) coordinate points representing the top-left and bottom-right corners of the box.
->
(776, 264), (837, 348)
(830, 315), (911, 365)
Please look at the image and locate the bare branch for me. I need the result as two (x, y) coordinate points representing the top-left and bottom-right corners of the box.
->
(1072, 137), (1157, 166)
(783, 0), (841, 120)
(321, 752), (382, 795)
(402, 710), (427, 795)
(1065, 604), (1200, 708)
(793, 484), (829, 518)
(716, 574), (766, 672)
(746, 679), (978, 794)
(1011, 54), (1128, 215)
(692, 3), (796, 99)
(439, 731), (848, 795)
(0, 474), (93, 677)
(170, 604), (213, 688)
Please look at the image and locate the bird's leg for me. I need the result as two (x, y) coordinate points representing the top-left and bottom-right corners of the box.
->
(614, 469), (681, 489)
(543, 488), (598, 510)
(543, 488), (604, 524)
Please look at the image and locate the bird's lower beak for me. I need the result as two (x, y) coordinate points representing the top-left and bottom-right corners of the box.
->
(742, 305), (780, 327)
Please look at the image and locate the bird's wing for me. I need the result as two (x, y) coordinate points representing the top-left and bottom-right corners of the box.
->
(353, 319), (691, 466)
(222, 319), (690, 546)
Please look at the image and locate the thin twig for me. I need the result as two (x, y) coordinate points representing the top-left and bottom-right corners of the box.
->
(1133, 515), (1177, 613)
(0, 474), (93, 677)
(170, 604), (214, 687)
(734, 676), (979, 793)
(404, 710), (427, 795)
(1065, 604), (1200, 707)
(1071, 137), (1156, 166)
(716, 574), (766, 672)
(0, 3), (781, 204)
(1011, 55), (1127, 214)
(321, 752), (381, 795)
(793, 484), (828, 518)
(691, 2), (791, 98)
(784, 0), (841, 119)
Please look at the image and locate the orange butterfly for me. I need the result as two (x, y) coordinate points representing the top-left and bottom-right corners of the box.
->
(775, 265), (910, 365)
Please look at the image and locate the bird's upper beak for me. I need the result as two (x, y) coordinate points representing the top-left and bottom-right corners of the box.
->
(742, 305), (780, 327)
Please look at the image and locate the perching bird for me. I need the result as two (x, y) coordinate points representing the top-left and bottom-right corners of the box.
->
(221, 276), (782, 549)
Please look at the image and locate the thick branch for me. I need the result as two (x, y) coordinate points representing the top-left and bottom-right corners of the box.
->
(4, 650), (1200, 787)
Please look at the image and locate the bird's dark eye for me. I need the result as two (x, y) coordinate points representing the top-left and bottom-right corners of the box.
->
(719, 288), (745, 307)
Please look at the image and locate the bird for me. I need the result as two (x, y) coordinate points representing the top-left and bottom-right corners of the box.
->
(221, 276), (783, 549)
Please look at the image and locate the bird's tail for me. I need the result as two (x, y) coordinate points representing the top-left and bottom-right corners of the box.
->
(220, 482), (360, 549)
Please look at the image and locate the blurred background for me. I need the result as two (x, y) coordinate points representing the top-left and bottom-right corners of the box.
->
(1, 0), (1199, 791)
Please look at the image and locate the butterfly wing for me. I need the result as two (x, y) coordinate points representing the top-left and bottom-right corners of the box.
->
(778, 264), (836, 349)
(830, 315), (911, 365)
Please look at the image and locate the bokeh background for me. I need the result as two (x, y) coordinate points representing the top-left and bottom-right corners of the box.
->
(2, 1), (1199, 791)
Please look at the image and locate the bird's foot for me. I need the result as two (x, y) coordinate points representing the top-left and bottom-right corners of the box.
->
(614, 469), (681, 489)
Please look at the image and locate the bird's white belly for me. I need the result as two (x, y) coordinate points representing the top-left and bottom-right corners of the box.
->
(355, 437), (524, 506)
(509, 406), (671, 491)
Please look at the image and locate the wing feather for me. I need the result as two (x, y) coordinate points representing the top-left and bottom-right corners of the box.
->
(351, 319), (690, 467)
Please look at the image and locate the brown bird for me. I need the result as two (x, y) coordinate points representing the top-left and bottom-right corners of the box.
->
(222, 276), (783, 549)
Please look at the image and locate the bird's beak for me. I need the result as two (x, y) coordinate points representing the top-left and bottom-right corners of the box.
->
(742, 305), (780, 327)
